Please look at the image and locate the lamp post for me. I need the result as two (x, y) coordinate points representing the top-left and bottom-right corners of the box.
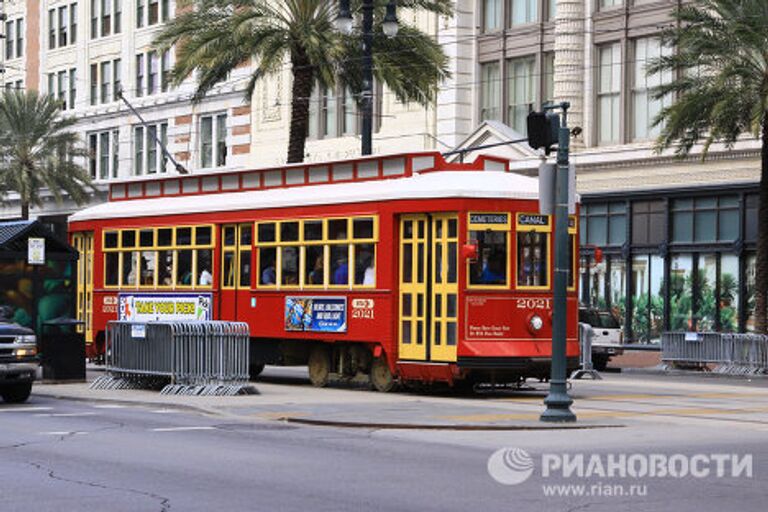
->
(336, 0), (398, 156)
(540, 102), (576, 423)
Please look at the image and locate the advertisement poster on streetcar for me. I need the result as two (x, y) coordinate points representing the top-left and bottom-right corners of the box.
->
(118, 293), (213, 322)
(284, 297), (347, 333)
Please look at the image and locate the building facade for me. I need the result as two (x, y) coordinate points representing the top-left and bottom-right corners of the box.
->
(469, 0), (761, 341)
(0, 0), (761, 340)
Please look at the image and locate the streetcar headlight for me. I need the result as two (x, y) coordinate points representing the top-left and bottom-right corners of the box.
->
(529, 315), (543, 331)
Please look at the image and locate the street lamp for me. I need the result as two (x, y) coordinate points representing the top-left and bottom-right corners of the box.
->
(336, 0), (399, 156)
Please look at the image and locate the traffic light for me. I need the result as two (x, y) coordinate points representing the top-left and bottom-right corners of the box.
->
(527, 111), (561, 154)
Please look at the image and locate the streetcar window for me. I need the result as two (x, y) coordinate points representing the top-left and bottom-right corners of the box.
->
(139, 229), (154, 248)
(304, 220), (323, 241)
(259, 248), (277, 285)
(158, 250), (173, 286)
(196, 226), (212, 246)
(177, 227), (192, 246)
(104, 231), (118, 249)
(305, 246), (325, 286)
(122, 252), (137, 286)
(223, 252), (236, 287)
(281, 247), (299, 285)
(517, 231), (549, 288)
(239, 250), (251, 287)
(280, 222), (299, 243)
(353, 218), (374, 239)
(223, 226), (236, 246)
(240, 225), (253, 246)
(158, 228), (172, 247)
(468, 231), (508, 286)
(140, 251), (156, 286)
(330, 244), (349, 285)
(105, 253), (119, 286)
(258, 222), (276, 243)
(101, 224), (214, 289)
(256, 216), (378, 289)
(355, 244), (375, 285)
(177, 250), (193, 285)
(329, 219), (348, 240)
(121, 230), (136, 248)
(197, 250), (213, 287)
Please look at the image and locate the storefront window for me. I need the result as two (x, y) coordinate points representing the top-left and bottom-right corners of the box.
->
(696, 253), (717, 331)
(631, 254), (664, 342)
(671, 196), (739, 243)
(669, 254), (693, 330)
(745, 253), (756, 332)
(720, 254), (739, 333)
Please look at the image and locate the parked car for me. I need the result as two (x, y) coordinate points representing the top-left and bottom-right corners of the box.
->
(0, 308), (38, 403)
(578, 308), (624, 371)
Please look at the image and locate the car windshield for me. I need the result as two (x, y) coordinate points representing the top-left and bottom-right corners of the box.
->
(596, 312), (620, 328)
(579, 309), (620, 329)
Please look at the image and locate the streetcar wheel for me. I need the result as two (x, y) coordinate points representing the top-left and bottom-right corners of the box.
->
(370, 356), (396, 393)
(308, 345), (331, 387)
(1, 383), (32, 404)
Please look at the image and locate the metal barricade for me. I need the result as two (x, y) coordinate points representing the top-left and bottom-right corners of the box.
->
(91, 321), (257, 396)
(571, 322), (601, 380)
(662, 331), (768, 375)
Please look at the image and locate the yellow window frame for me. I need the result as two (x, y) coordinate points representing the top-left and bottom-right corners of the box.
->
(568, 215), (578, 292)
(101, 224), (215, 290)
(515, 212), (552, 291)
(466, 212), (511, 290)
(255, 216), (378, 290)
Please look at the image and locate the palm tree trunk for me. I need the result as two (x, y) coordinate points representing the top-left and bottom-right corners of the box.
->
(754, 116), (768, 333)
(20, 201), (29, 221)
(287, 50), (314, 164)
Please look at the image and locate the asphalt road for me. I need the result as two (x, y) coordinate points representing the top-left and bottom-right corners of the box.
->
(1, 380), (767, 512)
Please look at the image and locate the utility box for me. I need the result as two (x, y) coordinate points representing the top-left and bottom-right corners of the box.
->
(40, 318), (85, 381)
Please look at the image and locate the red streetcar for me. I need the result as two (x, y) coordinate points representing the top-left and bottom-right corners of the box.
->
(69, 152), (579, 391)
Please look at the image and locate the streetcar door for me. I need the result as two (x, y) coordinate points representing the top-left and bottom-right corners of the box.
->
(73, 232), (94, 345)
(398, 214), (459, 362)
(220, 224), (253, 320)
(430, 214), (459, 362)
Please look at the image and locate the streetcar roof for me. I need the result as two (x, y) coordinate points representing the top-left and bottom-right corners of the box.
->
(70, 169), (539, 222)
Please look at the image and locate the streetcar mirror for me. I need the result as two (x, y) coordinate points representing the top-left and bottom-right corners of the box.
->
(461, 243), (478, 261)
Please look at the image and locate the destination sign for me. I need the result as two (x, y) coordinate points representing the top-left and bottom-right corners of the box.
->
(518, 213), (549, 226)
(469, 213), (509, 225)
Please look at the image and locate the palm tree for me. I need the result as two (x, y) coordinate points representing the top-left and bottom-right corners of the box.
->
(0, 90), (92, 220)
(649, 0), (768, 332)
(154, 0), (451, 164)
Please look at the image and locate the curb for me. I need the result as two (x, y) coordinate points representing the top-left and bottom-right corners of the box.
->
(279, 417), (625, 431)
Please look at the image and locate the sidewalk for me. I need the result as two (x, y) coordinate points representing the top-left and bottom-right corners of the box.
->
(30, 366), (768, 431)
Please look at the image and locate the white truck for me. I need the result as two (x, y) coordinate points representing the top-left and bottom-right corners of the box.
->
(578, 308), (624, 371)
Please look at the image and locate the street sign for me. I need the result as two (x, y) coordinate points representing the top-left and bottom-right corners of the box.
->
(27, 238), (45, 265)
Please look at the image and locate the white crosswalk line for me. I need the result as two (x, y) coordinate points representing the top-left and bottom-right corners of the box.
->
(39, 431), (87, 436)
(35, 412), (98, 418)
(0, 407), (54, 413)
(151, 426), (216, 432)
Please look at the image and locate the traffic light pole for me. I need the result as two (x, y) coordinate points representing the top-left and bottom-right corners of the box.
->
(540, 101), (576, 422)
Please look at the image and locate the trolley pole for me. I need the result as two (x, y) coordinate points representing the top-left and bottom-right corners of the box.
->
(540, 102), (576, 423)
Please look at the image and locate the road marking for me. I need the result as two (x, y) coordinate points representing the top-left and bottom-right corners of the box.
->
(39, 431), (87, 436)
(151, 426), (216, 432)
(92, 404), (131, 409)
(0, 407), (54, 413)
(150, 409), (180, 414)
(34, 412), (98, 418)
